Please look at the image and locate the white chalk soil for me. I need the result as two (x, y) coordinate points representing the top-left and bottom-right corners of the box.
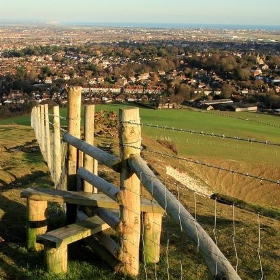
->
(166, 166), (213, 197)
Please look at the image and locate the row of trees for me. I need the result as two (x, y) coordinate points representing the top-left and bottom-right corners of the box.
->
(2, 45), (62, 58)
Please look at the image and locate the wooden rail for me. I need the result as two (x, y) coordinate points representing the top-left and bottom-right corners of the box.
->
(129, 154), (241, 279)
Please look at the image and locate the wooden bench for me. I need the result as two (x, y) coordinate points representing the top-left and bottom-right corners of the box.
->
(37, 215), (110, 274)
(21, 187), (164, 271)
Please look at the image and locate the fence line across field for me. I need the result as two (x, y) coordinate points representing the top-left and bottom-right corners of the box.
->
(122, 120), (280, 147)
(205, 110), (280, 128)
(27, 87), (277, 279)
(123, 143), (280, 186)
(37, 109), (280, 148)
(33, 108), (280, 187)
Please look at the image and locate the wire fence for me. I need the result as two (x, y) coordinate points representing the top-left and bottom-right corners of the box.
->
(29, 103), (280, 279)
(205, 109), (280, 128)
(122, 120), (280, 147)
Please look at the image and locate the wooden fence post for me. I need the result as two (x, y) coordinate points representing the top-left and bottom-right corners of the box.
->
(141, 212), (162, 263)
(44, 104), (52, 177)
(66, 86), (82, 224)
(53, 105), (62, 188)
(30, 106), (35, 129)
(83, 105), (97, 193)
(40, 105), (45, 159)
(33, 106), (38, 139)
(26, 199), (47, 251)
(119, 107), (141, 276)
(36, 106), (40, 142)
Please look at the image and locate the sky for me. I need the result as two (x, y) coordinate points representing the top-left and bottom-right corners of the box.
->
(1, 0), (280, 26)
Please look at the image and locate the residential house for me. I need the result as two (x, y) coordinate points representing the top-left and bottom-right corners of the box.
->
(44, 77), (52, 84)
(228, 103), (258, 112)
(62, 74), (71, 81)
(137, 72), (150, 81)
(124, 85), (144, 94)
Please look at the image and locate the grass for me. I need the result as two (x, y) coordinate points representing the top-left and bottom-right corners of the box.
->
(1, 105), (280, 279)
(211, 192), (280, 220)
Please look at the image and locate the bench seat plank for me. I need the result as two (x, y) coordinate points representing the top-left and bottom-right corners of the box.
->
(37, 216), (110, 248)
(21, 187), (164, 214)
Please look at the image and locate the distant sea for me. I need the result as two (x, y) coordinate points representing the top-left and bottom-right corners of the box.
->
(63, 22), (280, 31)
(1, 20), (280, 31)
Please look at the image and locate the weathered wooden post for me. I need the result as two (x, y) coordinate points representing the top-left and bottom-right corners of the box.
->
(44, 104), (52, 177)
(36, 105), (41, 142)
(66, 86), (82, 224)
(53, 105), (62, 188)
(33, 106), (39, 140)
(119, 107), (141, 276)
(83, 104), (97, 193)
(141, 212), (162, 263)
(44, 245), (68, 274)
(40, 105), (45, 159)
(30, 106), (35, 128)
(26, 199), (47, 251)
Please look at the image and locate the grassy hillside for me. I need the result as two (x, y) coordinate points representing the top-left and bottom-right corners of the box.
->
(1, 106), (280, 279)
(1, 104), (280, 207)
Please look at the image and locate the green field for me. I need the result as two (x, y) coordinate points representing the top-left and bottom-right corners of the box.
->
(59, 104), (280, 167)
(2, 103), (279, 207)
(2, 103), (280, 170)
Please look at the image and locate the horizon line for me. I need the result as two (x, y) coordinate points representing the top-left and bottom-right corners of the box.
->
(0, 20), (280, 29)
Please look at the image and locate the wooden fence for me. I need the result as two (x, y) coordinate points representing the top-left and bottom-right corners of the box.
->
(22, 86), (241, 279)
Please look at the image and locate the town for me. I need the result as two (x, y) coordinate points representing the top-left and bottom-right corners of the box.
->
(0, 23), (280, 117)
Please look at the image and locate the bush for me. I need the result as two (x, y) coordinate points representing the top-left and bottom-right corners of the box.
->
(157, 138), (178, 154)
(0, 105), (11, 119)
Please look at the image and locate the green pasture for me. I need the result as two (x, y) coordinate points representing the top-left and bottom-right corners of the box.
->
(85, 104), (280, 166)
(1, 104), (280, 167)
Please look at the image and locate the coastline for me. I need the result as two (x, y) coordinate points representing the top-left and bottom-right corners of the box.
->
(1, 20), (280, 31)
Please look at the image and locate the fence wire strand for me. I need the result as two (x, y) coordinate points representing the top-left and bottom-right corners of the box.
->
(232, 204), (239, 276)
(122, 121), (280, 147)
(258, 213), (264, 280)
(213, 198), (218, 277)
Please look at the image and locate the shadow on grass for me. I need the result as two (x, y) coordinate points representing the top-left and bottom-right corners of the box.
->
(0, 241), (44, 280)
(0, 168), (52, 244)
(0, 160), (52, 279)
(0, 170), (51, 190)
(0, 188), (46, 279)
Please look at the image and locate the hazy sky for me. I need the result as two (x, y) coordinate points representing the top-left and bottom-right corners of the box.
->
(1, 0), (280, 26)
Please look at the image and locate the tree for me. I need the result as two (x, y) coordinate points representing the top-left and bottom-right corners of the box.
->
(16, 66), (26, 80)
(266, 94), (280, 109)
(220, 55), (237, 73)
(268, 55), (280, 68)
(156, 58), (176, 72)
(41, 66), (52, 77)
(221, 83), (236, 99)
(86, 63), (97, 73)
(176, 83), (193, 100)
(68, 69), (75, 78)
(27, 67), (37, 81)
(253, 79), (264, 92)
(237, 68), (251, 81)
(169, 93), (184, 106)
